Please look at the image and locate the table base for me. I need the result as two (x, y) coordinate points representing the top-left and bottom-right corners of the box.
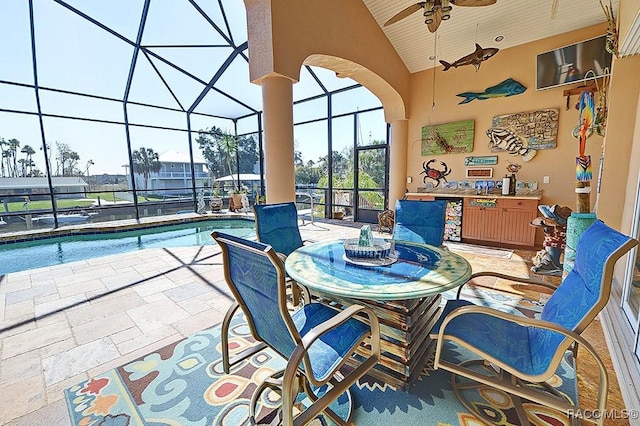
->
(314, 292), (443, 390)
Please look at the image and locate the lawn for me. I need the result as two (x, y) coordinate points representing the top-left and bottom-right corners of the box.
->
(1, 198), (95, 213)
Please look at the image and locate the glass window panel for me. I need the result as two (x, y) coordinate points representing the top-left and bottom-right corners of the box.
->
(63, 0), (145, 41)
(147, 55), (207, 110)
(126, 104), (188, 130)
(194, 0), (228, 38)
(142, 1), (229, 46)
(310, 66), (358, 92)
(0, 112), (54, 235)
(33, 1), (133, 98)
(293, 66), (325, 101)
(192, 85), (253, 118)
(237, 114), (260, 135)
(331, 86), (382, 116)
(128, 126), (194, 197)
(0, 83), (38, 113)
(357, 147), (386, 189)
(219, 0), (248, 43)
(189, 114), (233, 134)
(294, 97), (328, 124)
(294, 120), (328, 165)
(127, 55), (183, 109)
(215, 56), (262, 112)
(294, 122), (326, 200)
(148, 46), (234, 84)
(356, 109), (387, 146)
(42, 117), (128, 176)
(331, 115), (355, 186)
(39, 90), (124, 123)
(0, 112), (46, 177)
(0, 0), (34, 84)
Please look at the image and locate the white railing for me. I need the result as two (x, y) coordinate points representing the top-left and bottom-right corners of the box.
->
(154, 172), (208, 179)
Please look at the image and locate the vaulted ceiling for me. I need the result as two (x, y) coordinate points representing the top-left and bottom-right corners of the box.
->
(362, 0), (618, 73)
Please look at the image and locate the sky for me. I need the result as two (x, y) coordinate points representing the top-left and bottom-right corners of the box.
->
(0, 0), (386, 176)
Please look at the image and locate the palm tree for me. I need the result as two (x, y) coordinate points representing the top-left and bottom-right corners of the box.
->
(218, 132), (240, 193)
(0, 138), (6, 177)
(21, 145), (36, 176)
(7, 138), (20, 177)
(132, 147), (161, 192)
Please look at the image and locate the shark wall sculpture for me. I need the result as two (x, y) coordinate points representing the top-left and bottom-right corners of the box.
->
(440, 43), (499, 71)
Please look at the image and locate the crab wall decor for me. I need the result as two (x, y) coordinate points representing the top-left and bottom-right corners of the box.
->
(421, 159), (452, 187)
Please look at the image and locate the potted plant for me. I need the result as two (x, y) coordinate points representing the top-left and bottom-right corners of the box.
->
(209, 182), (223, 212)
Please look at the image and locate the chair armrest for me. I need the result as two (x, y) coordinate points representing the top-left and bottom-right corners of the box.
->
(456, 271), (558, 299)
(435, 305), (608, 389)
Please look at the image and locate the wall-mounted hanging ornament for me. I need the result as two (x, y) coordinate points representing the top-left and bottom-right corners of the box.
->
(421, 119), (474, 155)
(576, 156), (593, 181)
(457, 78), (526, 104)
(491, 109), (559, 150)
(440, 44), (499, 72)
(486, 127), (537, 162)
(600, 0), (619, 57)
(575, 90), (595, 183)
(421, 159), (451, 187)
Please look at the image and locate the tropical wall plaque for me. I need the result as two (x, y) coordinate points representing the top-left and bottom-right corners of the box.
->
(421, 119), (474, 155)
(491, 109), (559, 150)
(464, 155), (498, 166)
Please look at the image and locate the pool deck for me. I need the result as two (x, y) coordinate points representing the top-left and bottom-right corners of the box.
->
(0, 214), (625, 425)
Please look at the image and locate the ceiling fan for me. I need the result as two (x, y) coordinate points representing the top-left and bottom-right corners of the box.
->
(383, 0), (497, 33)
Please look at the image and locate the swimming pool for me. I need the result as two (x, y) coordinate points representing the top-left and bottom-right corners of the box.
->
(0, 219), (255, 275)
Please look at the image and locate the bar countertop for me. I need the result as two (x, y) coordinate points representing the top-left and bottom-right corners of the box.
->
(407, 188), (543, 200)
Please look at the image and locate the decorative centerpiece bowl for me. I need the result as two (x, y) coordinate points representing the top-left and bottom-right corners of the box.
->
(343, 238), (391, 259)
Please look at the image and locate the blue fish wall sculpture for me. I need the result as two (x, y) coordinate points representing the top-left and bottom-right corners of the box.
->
(456, 78), (527, 104)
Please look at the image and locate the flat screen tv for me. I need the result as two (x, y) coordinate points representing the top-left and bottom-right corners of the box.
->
(536, 35), (612, 91)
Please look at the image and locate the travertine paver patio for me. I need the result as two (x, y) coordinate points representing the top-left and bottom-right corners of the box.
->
(0, 217), (618, 425)
(0, 219), (366, 425)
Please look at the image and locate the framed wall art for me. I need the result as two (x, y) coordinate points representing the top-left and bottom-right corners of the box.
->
(465, 168), (493, 178)
(491, 109), (559, 150)
(421, 119), (474, 155)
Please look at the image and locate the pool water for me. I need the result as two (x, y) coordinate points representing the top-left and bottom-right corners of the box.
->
(0, 219), (255, 275)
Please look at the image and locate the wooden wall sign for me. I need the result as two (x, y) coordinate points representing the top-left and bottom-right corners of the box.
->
(421, 119), (474, 155)
(465, 167), (493, 178)
(464, 155), (498, 166)
(491, 109), (559, 150)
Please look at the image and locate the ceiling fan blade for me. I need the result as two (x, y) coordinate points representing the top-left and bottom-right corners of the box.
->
(450, 0), (497, 6)
(383, 2), (427, 27)
(426, 7), (443, 32)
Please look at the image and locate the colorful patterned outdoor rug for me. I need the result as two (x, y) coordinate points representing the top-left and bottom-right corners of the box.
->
(65, 288), (576, 425)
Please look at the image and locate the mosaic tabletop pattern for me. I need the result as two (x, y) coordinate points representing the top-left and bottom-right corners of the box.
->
(285, 240), (472, 301)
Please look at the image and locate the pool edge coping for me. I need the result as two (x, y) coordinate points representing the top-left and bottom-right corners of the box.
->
(0, 213), (255, 245)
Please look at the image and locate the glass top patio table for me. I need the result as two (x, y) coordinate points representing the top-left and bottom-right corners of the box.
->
(284, 239), (472, 301)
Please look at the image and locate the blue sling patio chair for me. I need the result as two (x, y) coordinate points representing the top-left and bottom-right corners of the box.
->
(430, 220), (638, 426)
(253, 202), (308, 259)
(212, 231), (381, 426)
(218, 202), (312, 373)
(392, 199), (447, 246)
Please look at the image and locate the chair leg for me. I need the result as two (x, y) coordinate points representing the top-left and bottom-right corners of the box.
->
(221, 302), (240, 374)
(221, 302), (267, 374)
(449, 359), (580, 426)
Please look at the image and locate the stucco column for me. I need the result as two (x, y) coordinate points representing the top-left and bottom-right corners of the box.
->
(262, 75), (295, 203)
(388, 119), (409, 209)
